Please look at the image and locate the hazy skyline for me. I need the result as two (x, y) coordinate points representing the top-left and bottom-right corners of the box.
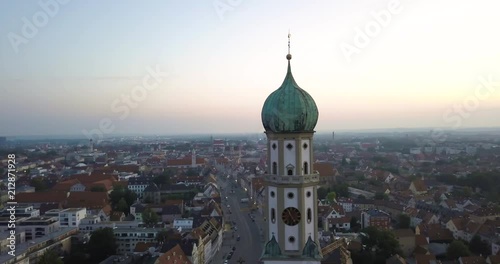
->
(1, 0), (500, 137)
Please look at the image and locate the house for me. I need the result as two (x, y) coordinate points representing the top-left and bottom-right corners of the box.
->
(110, 211), (126, 221)
(386, 254), (407, 264)
(361, 209), (391, 230)
(326, 217), (351, 232)
(459, 256), (487, 264)
(156, 244), (192, 264)
(409, 179), (427, 195)
(470, 207), (500, 224)
(415, 234), (429, 253)
(313, 162), (338, 187)
(446, 217), (468, 240)
(415, 254), (437, 264)
(173, 218), (194, 231)
(417, 223), (454, 243)
(190, 218), (223, 264)
(486, 254), (500, 264)
(162, 205), (182, 224)
(440, 199), (459, 211)
(337, 198), (354, 213)
(393, 229), (415, 257)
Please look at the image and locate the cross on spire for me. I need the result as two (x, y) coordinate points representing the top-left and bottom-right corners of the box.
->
(288, 30), (291, 54)
(286, 30), (292, 60)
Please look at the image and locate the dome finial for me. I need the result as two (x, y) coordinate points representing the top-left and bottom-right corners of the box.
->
(286, 30), (292, 60)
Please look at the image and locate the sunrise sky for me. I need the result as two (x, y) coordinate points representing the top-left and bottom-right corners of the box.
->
(1, 0), (499, 137)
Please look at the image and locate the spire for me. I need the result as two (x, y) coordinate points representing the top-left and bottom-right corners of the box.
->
(286, 31), (292, 61)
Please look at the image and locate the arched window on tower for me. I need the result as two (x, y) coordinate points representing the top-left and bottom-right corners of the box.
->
(303, 162), (308, 175)
(272, 162), (277, 175)
(307, 208), (312, 223)
(271, 208), (276, 223)
(287, 169), (293, 175)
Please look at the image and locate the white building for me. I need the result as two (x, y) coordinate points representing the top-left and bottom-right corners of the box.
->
(173, 218), (193, 231)
(128, 176), (154, 198)
(113, 228), (160, 254)
(45, 208), (87, 228)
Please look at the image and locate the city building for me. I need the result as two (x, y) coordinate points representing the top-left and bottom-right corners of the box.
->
(114, 227), (160, 254)
(260, 42), (323, 263)
(361, 209), (391, 230)
(45, 208), (87, 228)
(128, 176), (154, 198)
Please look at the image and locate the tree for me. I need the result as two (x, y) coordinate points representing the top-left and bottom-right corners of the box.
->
(350, 216), (360, 232)
(39, 249), (63, 264)
(30, 177), (47, 192)
(109, 185), (137, 214)
(332, 183), (350, 198)
(447, 240), (471, 260)
(317, 187), (329, 200)
(117, 198), (129, 213)
(87, 228), (117, 262)
(185, 168), (199, 176)
(469, 235), (491, 256)
(360, 227), (403, 261)
(156, 229), (169, 243)
(398, 214), (411, 229)
(153, 173), (170, 186)
(326, 192), (337, 204)
(374, 192), (388, 200)
(142, 208), (159, 227)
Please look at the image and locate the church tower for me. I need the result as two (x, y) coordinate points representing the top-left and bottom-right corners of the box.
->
(260, 35), (322, 263)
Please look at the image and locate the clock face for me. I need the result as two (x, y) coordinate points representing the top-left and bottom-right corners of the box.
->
(282, 207), (301, 226)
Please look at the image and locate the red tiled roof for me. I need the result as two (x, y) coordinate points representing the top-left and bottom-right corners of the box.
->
(487, 255), (500, 264)
(415, 254), (436, 264)
(86, 179), (114, 191)
(51, 179), (81, 192)
(459, 256), (487, 264)
(16, 192), (68, 203)
(134, 242), (155, 253)
(313, 162), (335, 177)
(411, 179), (427, 192)
(66, 191), (109, 209)
(415, 234), (428, 246)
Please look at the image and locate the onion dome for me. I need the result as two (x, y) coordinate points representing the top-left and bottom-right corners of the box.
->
(261, 54), (319, 133)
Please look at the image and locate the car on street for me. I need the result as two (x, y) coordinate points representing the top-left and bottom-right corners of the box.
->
(236, 236), (241, 241)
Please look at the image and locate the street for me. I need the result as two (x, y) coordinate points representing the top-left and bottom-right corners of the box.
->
(214, 172), (264, 264)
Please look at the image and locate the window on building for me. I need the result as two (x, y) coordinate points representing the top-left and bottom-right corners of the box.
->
(272, 162), (277, 175)
(307, 208), (312, 223)
(303, 162), (308, 174)
(287, 169), (293, 175)
(271, 208), (276, 223)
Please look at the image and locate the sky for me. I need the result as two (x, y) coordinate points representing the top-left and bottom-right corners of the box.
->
(1, 0), (500, 137)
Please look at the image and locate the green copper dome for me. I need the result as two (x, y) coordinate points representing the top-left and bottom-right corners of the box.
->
(261, 57), (319, 133)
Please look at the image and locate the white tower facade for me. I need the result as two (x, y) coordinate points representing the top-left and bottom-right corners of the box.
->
(260, 45), (322, 263)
